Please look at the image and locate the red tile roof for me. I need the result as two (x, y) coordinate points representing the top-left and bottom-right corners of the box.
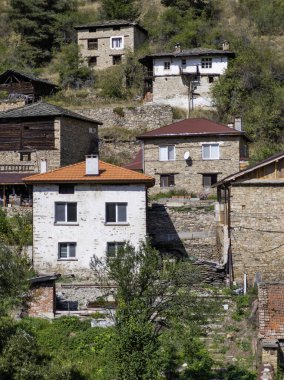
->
(24, 160), (154, 187)
(137, 118), (250, 140)
(123, 149), (143, 171)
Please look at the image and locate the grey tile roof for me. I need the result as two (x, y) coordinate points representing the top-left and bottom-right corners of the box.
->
(0, 101), (103, 124)
(0, 69), (58, 88)
(140, 48), (235, 63)
(75, 20), (148, 34)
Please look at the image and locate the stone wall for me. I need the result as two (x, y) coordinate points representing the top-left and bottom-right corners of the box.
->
(148, 199), (219, 262)
(77, 25), (147, 70)
(60, 116), (99, 167)
(76, 104), (173, 165)
(76, 104), (173, 131)
(230, 184), (284, 284)
(144, 135), (241, 195)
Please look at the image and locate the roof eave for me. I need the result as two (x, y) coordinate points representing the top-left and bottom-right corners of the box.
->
(137, 132), (249, 140)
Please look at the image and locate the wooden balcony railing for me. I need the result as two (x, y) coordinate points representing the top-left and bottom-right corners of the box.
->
(0, 164), (35, 172)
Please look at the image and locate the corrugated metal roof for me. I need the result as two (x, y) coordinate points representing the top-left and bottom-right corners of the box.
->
(0, 101), (103, 124)
(24, 160), (154, 187)
(137, 118), (249, 139)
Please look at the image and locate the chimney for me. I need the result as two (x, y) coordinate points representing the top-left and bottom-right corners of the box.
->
(227, 122), (234, 129)
(40, 159), (47, 173)
(175, 43), (181, 53)
(86, 154), (99, 175)
(234, 117), (242, 132)
(222, 40), (230, 51)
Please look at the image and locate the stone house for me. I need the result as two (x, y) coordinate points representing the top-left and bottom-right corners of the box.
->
(0, 101), (102, 206)
(0, 69), (59, 105)
(140, 44), (235, 110)
(24, 155), (154, 277)
(75, 20), (148, 70)
(136, 117), (250, 195)
(214, 151), (284, 285)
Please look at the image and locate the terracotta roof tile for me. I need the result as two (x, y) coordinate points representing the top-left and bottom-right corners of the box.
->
(24, 160), (154, 187)
(137, 118), (249, 139)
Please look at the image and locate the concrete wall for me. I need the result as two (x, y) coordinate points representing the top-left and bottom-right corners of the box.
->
(230, 185), (284, 284)
(60, 116), (98, 167)
(78, 25), (147, 70)
(32, 183), (147, 277)
(143, 135), (241, 195)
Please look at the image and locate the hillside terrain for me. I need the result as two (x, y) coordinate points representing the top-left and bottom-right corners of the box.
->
(0, 0), (283, 162)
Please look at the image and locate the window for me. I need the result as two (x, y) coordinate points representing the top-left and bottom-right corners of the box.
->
(202, 174), (218, 188)
(89, 27), (97, 32)
(59, 184), (74, 194)
(55, 202), (77, 223)
(112, 55), (122, 65)
(58, 242), (76, 259)
(20, 152), (31, 161)
(201, 57), (212, 68)
(111, 37), (123, 49)
(113, 26), (121, 31)
(107, 242), (125, 257)
(159, 145), (175, 161)
(202, 144), (219, 160)
(160, 174), (175, 188)
(106, 203), (127, 223)
(208, 76), (214, 83)
(88, 56), (97, 67)
(88, 38), (98, 50)
(181, 58), (186, 66)
(164, 61), (170, 70)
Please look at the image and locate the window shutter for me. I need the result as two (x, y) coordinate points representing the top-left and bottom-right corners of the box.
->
(159, 146), (168, 161)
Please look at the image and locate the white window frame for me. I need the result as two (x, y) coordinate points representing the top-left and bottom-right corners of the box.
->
(110, 36), (124, 50)
(58, 242), (76, 260)
(105, 202), (128, 224)
(159, 145), (176, 161)
(202, 144), (220, 160)
(55, 202), (77, 223)
(164, 61), (171, 70)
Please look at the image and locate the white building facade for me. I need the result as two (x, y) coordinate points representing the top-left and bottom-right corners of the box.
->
(25, 158), (154, 277)
(140, 47), (235, 110)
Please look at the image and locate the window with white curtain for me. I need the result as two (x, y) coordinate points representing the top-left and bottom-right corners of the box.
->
(202, 144), (219, 160)
(159, 145), (175, 161)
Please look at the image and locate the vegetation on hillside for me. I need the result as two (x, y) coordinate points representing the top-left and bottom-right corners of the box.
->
(0, 0), (283, 155)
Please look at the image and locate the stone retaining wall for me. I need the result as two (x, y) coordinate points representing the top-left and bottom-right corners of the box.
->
(76, 104), (173, 131)
(148, 199), (220, 263)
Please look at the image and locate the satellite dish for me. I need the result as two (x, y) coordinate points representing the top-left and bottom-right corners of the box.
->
(184, 151), (190, 160)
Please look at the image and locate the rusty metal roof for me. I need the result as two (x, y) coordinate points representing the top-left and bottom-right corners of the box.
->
(137, 118), (249, 139)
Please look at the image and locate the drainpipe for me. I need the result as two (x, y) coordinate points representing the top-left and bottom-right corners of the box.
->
(227, 185), (233, 285)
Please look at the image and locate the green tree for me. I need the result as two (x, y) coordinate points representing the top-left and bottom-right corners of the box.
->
(56, 43), (94, 88)
(91, 240), (216, 379)
(8, 0), (79, 65)
(99, 0), (140, 20)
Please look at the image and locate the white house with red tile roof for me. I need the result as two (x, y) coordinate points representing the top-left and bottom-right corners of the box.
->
(24, 156), (154, 277)
(134, 118), (251, 195)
